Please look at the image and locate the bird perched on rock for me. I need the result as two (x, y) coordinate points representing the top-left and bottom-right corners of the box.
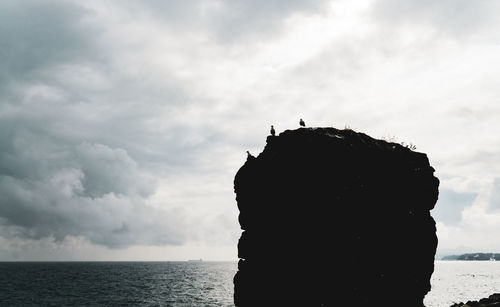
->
(270, 125), (275, 136)
(246, 150), (254, 159)
(299, 118), (305, 127)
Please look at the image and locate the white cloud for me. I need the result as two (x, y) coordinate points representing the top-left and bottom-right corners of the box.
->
(434, 179), (500, 254)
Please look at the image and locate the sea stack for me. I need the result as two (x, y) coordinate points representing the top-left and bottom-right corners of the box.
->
(233, 127), (439, 307)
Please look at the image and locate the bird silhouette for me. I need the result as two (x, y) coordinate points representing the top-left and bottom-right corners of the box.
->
(270, 125), (275, 136)
(246, 150), (253, 159)
(299, 118), (305, 127)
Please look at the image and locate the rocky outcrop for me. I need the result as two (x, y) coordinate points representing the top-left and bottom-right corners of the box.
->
(451, 293), (500, 307)
(233, 127), (439, 307)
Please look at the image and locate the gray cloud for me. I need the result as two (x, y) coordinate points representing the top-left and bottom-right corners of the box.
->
(121, 0), (206, 26)
(0, 0), (99, 88)
(0, 176), (186, 248)
(209, 0), (330, 42)
(0, 129), (185, 247)
(0, 0), (234, 249)
(120, 0), (331, 42)
(371, 0), (500, 37)
(432, 188), (477, 226)
(488, 178), (500, 212)
(75, 142), (155, 198)
(4, 0), (498, 259)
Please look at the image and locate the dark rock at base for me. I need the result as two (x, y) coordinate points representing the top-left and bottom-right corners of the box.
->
(233, 127), (440, 307)
(451, 293), (500, 306)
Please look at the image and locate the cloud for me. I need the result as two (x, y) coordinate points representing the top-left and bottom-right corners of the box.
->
(1, 0), (500, 260)
(0, 0), (99, 89)
(116, 0), (331, 42)
(75, 142), (154, 198)
(488, 178), (500, 212)
(370, 0), (500, 38)
(0, 0), (240, 251)
(434, 179), (500, 253)
(432, 188), (477, 226)
(0, 137), (186, 247)
(208, 0), (331, 42)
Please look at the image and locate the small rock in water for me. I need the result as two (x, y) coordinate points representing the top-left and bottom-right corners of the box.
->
(450, 293), (500, 307)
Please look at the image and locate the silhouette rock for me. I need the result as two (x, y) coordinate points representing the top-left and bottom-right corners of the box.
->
(450, 293), (500, 307)
(233, 127), (440, 307)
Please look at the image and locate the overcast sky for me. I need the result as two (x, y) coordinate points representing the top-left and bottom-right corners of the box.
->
(1, 0), (500, 260)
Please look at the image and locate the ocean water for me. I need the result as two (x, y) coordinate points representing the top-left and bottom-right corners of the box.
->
(0, 261), (237, 306)
(424, 260), (500, 307)
(1, 260), (499, 306)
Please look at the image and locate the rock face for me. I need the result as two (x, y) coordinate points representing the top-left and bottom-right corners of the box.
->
(451, 293), (500, 307)
(233, 127), (440, 307)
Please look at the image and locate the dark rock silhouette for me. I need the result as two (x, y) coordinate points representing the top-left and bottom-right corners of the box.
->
(233, 127), (439, 307)
(451, 293), (500, 307)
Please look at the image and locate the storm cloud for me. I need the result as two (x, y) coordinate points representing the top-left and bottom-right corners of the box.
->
(0, 0), (233, 250)
(1, 0), (500, 259)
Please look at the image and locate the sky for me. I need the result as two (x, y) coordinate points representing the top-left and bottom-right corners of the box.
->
(1, 0), (500, 261)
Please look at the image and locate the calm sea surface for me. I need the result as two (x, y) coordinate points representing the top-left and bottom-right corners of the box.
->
(0, 261), (237, 306)
(1, 260), (499, 306)
(425, 260), (500, 307)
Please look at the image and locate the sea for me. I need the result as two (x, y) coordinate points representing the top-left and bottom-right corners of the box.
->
(0, 260), (499, 306)
(425, 260), (500, 307)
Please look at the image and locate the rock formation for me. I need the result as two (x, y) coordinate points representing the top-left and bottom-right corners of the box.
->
(451, 293), (500, 307)
(233, 127), (440, 307)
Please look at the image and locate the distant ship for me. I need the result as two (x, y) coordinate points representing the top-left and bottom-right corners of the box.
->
(188, 259), (203, 262)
